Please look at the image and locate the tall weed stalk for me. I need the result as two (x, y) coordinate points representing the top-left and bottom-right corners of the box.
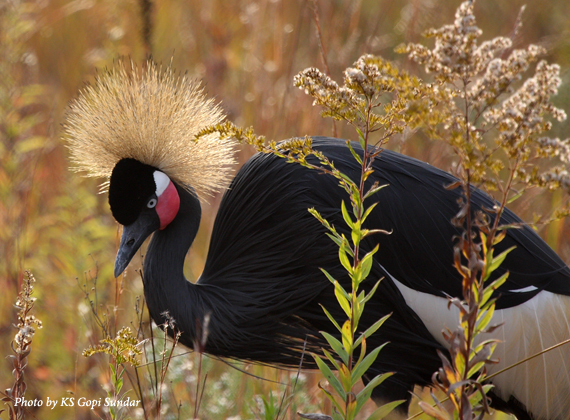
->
(398, 2), (568, 417)
(198, 54), (428, 419)
(1, 271), (42, 420)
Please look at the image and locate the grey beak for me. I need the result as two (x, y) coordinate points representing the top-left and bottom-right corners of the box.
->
(114, 211), (159, 277)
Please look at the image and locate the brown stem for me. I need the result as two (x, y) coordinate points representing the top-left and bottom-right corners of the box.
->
(139, 0), (153, 57)
(309, 0), (337, 138)
(460, 77), (478, 414)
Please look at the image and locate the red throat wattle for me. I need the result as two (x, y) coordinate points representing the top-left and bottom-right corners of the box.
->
(156, 181), (180, 230)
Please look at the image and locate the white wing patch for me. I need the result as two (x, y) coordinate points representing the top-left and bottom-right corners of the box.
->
(509, 285), (539, 293)
(383, 264), (570, 420)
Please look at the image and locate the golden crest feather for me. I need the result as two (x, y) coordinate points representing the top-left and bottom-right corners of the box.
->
(63, 60), (235, 201)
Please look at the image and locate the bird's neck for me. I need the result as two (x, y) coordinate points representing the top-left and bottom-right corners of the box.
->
(142, 185), (204, 342)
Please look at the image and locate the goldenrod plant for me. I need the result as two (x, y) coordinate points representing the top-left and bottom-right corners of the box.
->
(83, 326), (142, 420)
(292, 56), (426, 420)
(198, 54), (428, 420)
(397, 2), (568, 418)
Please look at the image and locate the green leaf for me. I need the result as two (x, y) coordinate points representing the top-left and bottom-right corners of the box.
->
(361, 202), (379, 223)
(308, 207), (324, 223)
(321, 268), (338, 286)
(325, 232), (343, 248)
(468, 384), (494, 407)
(355, 313), (390, 348)
(109, 363), (117, 384)
(261, 394), (276, 420)
(359, 245), (378, 283)
(338, 364), (353, 392)
(116, 376), (123, 394)
(314, 355), (346, 400)
(357, 129), (366, 149)
(366, 400), (405, 420)
(352, 295), (362, 331)
(480, 231), (488, 255)
(467, 361), (486, 380)
(338, 171), (357, 186)
(507, 189), (524, 204)
(472, 339), (498, 355)
(347, 142), (363, 165)
(363, 184), (388, 201)
(454, 347), (466, 377)
(341, 200), (354, 229)
(489, 271), (510, 291)
(322, 348), (343, 372)
(351, 227), (362, 249)
(335, 280), (351, 300)
(342, 320), (353, 353)
(346, 394), (358, 420)
(481, 271), (509, 306)
(322, 332), (349, 365)
(320, 304), (343, 333)
(352, 264), (363, 288)
(355, 290), (366, 320)
(334, 282), (352, 319)
(339, 244), (353, 274)
(475, 305), (495, 335)
(349, 184), (362, 208)
(355, 372), (395, 413)
(351, 343), (387, 384)
(485, 246), (516, 281)
(355, 335), (367, 366)
(318, 380), (346, 415)
(359, 280), (382, 307)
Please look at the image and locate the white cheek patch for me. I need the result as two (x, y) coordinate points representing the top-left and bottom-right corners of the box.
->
(153, 171), (170, 197)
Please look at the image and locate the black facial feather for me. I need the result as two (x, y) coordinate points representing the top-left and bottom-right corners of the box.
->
(109, 158), (157, 225)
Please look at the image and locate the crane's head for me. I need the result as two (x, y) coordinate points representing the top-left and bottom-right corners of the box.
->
(109, 158), (181, 277)
(62, 60), (237, 277)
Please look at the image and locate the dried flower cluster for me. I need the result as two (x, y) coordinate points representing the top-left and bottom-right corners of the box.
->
(198, 55), (426, 178)
(403, 2), (511, 80)
(156, 311), (183, 418)
(83, 326), (141, 367)
(3, 271), (42, 419)
(13, 274), (43, 350)
(399, 0), (568, 197)
(293, 55), (425, 138)
(196, 121), (320, 169)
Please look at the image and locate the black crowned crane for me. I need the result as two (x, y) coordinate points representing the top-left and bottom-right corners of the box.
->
(64, 62), (570, 420)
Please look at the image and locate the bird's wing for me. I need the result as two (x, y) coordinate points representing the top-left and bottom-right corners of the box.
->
(202, 136), (570, 309)
(307, 137), (570, 309)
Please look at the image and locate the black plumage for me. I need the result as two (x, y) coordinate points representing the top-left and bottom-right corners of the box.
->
(109, 159), (158, 225)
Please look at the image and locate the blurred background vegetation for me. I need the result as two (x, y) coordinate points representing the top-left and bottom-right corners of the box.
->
(0, 0), (569, 419)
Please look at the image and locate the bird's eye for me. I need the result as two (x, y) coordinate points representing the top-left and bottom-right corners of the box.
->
(147, 198), (157, 208)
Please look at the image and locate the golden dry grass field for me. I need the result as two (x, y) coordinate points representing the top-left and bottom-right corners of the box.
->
(1, 0), (569, 419)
